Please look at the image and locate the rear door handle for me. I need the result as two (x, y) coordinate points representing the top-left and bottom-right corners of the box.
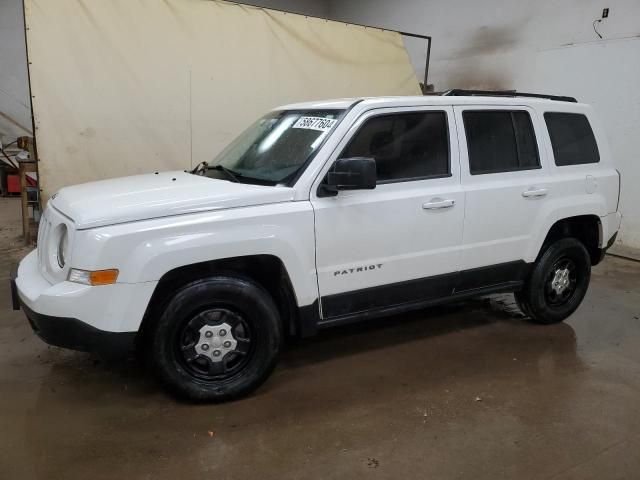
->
(422, 198), (455, 210)
(522, 187), (548, 198)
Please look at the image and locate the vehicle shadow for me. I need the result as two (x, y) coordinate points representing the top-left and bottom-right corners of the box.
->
(280, 294), (528, 368)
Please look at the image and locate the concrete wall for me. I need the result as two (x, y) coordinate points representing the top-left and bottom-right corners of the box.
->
(0, 0), (32, 143)
(329, 0), (640, 252)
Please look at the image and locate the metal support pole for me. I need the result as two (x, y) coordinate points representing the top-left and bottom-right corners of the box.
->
(424, 37), (432, 90)
(19, 160), (37, 244)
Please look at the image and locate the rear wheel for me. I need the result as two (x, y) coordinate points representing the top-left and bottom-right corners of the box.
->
(516, 238), (591, 324)
(147, 276), (282, 402)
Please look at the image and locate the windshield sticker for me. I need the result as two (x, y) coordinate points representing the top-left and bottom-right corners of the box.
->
(292, 116), (338, 132)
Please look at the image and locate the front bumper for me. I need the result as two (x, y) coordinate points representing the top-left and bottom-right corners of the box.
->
(18, 298), (136, 356)
(11, 250), (156, 356)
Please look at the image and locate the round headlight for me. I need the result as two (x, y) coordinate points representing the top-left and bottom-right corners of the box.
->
(57, 225), (69, 268)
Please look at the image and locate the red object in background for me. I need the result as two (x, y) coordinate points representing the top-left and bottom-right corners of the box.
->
(7, 175), (20, 194)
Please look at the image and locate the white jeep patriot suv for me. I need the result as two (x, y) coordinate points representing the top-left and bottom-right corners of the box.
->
(11, 91), (621, 401)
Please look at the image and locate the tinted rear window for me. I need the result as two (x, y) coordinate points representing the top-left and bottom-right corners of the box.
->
(544, 112), (600, 166)
(463, 110), (540, 175)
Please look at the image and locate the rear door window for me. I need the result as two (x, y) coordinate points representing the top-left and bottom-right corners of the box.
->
(463, 110), (540, 175)
(544, 112), (600, 166)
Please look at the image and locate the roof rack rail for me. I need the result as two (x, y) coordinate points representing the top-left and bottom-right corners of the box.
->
(441, 89), (577, 103)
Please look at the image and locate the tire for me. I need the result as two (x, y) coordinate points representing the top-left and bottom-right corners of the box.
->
(516, 238), (591, 325)
(147, 276), (282, 402)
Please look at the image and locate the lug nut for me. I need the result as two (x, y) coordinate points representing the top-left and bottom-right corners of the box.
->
(223, 341), (231, 348)
(202, 344), (210, 351)
(219, 329), (227, 337)
(205, 331), (213, 338)
(213, 350), (221, 357)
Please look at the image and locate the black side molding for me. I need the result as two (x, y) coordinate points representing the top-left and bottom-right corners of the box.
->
(320, 261), (530, 321)
(455, 261), (531, 292)
(322, 271), (457, 319)
(297, 300), (320, 337)
(318, 281), (522, 330)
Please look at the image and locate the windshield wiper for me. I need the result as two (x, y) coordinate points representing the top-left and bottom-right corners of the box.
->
(209, 164), (240, 183)
(191, 161), (208, 175)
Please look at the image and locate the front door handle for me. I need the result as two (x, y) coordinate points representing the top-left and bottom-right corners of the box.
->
(422, 198), (455, 210)
(522, 187), (548, 198)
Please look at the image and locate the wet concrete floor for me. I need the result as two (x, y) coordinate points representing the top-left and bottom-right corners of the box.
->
(1, 197), (640, 479)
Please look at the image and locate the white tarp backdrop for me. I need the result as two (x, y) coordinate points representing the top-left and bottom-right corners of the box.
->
(0, 0), (32, 143)
(24, 0), (421, 199)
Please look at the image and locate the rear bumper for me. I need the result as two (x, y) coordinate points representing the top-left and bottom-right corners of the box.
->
(605, 231), (618, 250)
(601, 212), (622, 247)
(594, 212), (622, 264)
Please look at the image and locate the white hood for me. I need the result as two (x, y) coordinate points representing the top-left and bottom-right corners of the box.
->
(50, 171), (295, 229)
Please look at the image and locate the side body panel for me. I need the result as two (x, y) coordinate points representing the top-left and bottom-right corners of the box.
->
(454, 104), (554, 270)
(71, 201), (318, 307)
(18, 200), (318, 334)
(310, 106), (465, 319)
(526, 103), (620, 259)
(454, 102), (619, 272)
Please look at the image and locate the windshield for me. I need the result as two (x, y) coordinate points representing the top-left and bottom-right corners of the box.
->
(208, 109), (345, 185)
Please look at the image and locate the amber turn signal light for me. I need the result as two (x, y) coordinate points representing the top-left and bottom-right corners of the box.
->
(68, 268), (119, 286)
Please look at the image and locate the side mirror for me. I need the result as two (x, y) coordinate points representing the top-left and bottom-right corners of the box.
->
(320, 157), (376, 196)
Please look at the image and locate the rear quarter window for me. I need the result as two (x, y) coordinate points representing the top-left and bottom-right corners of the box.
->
(544, 112), (600, 166)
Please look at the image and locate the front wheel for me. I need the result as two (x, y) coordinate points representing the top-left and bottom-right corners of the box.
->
(147, 276), (282, 402)
(516, 238), (591, 324)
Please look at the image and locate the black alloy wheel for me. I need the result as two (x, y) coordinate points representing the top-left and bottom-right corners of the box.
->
(516, 238), (591, 325)
(147, 276), (282, 402)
